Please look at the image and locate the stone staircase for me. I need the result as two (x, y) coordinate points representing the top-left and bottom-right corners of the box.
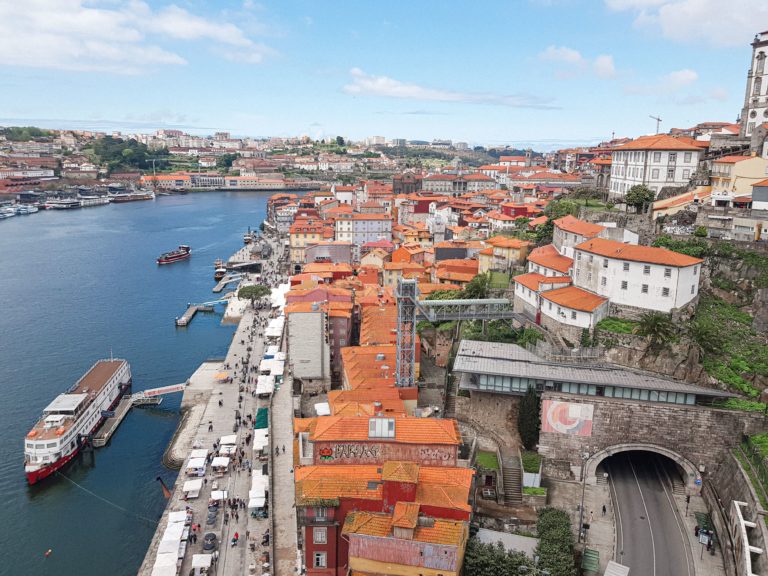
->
(501, 449), (523, 506)
(444, 377), (458, 418)
(670, 476), (687, 496)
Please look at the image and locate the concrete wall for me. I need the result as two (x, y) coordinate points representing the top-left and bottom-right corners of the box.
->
(538, 392), (767, 487)
(454, 390), (522, 445)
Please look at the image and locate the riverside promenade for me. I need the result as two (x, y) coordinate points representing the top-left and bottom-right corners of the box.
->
(139, 233), (298, 576)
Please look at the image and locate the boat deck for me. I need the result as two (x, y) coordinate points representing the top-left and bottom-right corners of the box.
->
(71, 360), (124, 395)
(92, 397), (133, 448)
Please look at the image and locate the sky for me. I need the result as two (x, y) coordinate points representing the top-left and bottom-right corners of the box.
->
(0, 0), (767, 150)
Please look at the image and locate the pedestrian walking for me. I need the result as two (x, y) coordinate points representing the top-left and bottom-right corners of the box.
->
(282, 444), (285, 454)
(590, 510), (594, 523)
(602, 504), (606, 516)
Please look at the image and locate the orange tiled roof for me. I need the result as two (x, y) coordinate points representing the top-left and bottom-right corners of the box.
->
(360, 305), (398, 346)
(553, 215), (605, 238)
(713, 155), (753, 164)
(612, 134), (703, 152)
(392, 502), (420, 528)
(436, 270), (476, 283)
(418, 282), (460, 295)
(382, 461), (420, 484)
(575, 237), (703, 267)
(309, 416), (461, 445)
(343, 512), (466, 546)
(527, 244), (573, 274)
(486, 235), (532, 249)
(753, 178), (768, 187)
(514, 272), (571, 292)
(540, 286), (608, 312)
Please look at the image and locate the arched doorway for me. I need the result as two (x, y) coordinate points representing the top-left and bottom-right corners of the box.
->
(584, 443), (700, 490)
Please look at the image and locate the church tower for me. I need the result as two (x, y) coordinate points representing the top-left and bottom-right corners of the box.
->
(740, 31), (768, 138)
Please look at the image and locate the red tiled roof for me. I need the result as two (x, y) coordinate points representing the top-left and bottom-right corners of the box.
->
(553, 215), (605, 238)
(514, 272), (571, 292)
(612, 134), (702, 152)
(575, 237), (703, 267)
(527, 244), (573, 274)
(540, 286), (608, 312)
(309, 416), (461, 445)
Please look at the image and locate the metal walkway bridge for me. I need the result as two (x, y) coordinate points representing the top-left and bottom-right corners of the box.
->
(396, 278), (526, 388)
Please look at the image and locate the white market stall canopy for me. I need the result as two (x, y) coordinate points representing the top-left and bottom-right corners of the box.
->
(192, 554), (213, 569)
(256, 375), (274, 395)
(186, 457), (207, 470)
(168, 510), (188, 524)
(248, 496), (266, 509)
(182, 478), (203, 497)
(219, 434), (237, 445)
(252, 429), (269, 451)
(151, 564), (177, 576)
(189, 449), (209, 459)
(210, 489), (228, 501)
(161, 521), (185, 543)
(157, 538), (180, 555)
(218, 445), (237, 456)
(211, 456), (230, 468)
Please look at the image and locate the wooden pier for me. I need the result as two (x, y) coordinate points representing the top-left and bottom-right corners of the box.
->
(93, 397), (133, 448)
(212, 274), (241, 293)
(175, 304), (214, 326)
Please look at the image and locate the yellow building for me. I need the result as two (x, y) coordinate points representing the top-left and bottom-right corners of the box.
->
(288, 218), (330, 266)
(710, 155), (768, 207)
(478, 235), (532, 274)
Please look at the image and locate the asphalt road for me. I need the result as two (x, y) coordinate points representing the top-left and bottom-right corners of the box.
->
(606, 452), (694, 576)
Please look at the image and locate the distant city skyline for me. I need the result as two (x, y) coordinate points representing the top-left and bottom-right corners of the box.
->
(1, 0), (767, 149)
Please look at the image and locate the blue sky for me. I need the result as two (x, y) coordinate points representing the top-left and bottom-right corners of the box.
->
(1, 0), (766, 149)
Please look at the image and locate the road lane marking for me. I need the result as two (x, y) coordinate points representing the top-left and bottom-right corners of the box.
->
(652, 456), (694, 576)
(606, 462), (624, 563)
(629, 455), (657, 576)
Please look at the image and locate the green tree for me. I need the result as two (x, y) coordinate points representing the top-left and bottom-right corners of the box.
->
(572, 186), (602, 207)
(580, 328), (591, 347)
(462, 538), (533, 575)
(425, 289), (463, 301)
(216, 153), (240, 170)
(534, 219), (554, 246)
(694, 226), (708, 238)
(634, 311), (676, 348)
(237, 285), (271, 300)
(624, 185), (655, 213)
(518, 386), (541, 450)
(535, 508), (577, 576)
(335, 135), (345, 146)
(544, 200), (580, 220)
(463, 273), (490, 299)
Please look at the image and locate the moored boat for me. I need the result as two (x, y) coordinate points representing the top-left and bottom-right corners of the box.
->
(45, 198), (82, 210)
(214, 267), (227, 280)
(110, 190), (155, 203)
(157, 245), (191, 265)
(0, 206), (16, 219)
(77, 195), (111, 208)
(24, 359), (132, 485)
(15, 204), (39, 215)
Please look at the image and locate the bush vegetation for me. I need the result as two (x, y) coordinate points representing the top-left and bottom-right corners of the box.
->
(475, 451), (499, 471)
(535, 507), (577, 576)
(522, 450), (542, 473)
(595, 317), (638, 334)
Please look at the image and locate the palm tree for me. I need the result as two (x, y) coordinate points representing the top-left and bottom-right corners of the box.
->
(633, 312), (676, 348)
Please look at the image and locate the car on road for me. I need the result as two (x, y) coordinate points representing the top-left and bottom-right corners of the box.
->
(202, 532), (218, 552)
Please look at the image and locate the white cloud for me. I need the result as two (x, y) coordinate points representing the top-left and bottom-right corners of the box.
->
(605, 0), (768, 46)
(662, 68), (698, 89)
(593, 55), (616, 78)
(343, 68), (557, 109)
(540, 46), (619, 80)
(0, 0), (273, 73)
(539, 45), (585, 64)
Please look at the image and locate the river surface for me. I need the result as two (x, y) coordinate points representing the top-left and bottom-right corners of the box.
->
(0, 192), (272, 575)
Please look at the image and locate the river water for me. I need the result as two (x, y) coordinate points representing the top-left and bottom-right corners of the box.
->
(0, 192), (271, 575)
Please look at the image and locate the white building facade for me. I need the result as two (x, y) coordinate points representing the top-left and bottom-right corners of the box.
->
(609, 135), (701, 197)
(741, 31), (768, 138)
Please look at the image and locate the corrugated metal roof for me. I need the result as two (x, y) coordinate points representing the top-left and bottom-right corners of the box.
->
(453, 340), (732, 397)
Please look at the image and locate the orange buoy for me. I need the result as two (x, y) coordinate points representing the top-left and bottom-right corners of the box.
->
(44, 549), (52, 557)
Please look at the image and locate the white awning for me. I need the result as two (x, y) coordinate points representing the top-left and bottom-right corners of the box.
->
(186, 457), (207, 470)
(211, 456), (230, 468)
(210, 489), (228, 501)
(192, 554), (213, 569)
(151, 565), (177, 576)
(314, 402), (331, 416)
(256, 375), (274, 395)
(218, 445), (237, 456)
(168, 510), (188, 524)
(252, 429), (269, 451)
(183, 479), (203, 493)
(153, 551), (178, 568)
(189, 448), (208, 459)
(248, 497), (266, 509)
(161, 522), (184, 543)
(157, 539), (180, 555)
(219, 434), (237, 445)
(249, 488), (265, 499)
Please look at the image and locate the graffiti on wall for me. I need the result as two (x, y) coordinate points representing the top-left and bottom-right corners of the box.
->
(541, 400), (594, 437)
(331, 443), (380, 460)
(418, 447), (452, 462)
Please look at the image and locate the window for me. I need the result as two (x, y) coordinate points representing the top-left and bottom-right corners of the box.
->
(653, 152), (661, 162)
(664, 267), (671, 278)
(313, 527), (327, 544)
(548, 302), (552, 310)
(314, 553), (327, 568)
(669, 152), (677, 163)
(577, 252), (581, 261)
(691, 285), (695, 294)
(643, 265), (651, 275)
(662, 287), (670, 297)
(621, 281), (628, 290)
(754, 77), (762, 96)
(570, 311), (576, 320)
(623, 262), (629, 271)
(602, 259), (608, 268)
(683, 169), (690, 179)
(641, 284), (648, 294)
(667, 168), (675, 181)
(368, 417), (395, 438)
(651, 168), (660, 179)
(588, 272), (592, 282)
(589, 255), (593, 263)
(315, 507), (327, 519)
(684, 152), (692, 163)
(693, 265), (698, 275)
(601, 277), (607, 287)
